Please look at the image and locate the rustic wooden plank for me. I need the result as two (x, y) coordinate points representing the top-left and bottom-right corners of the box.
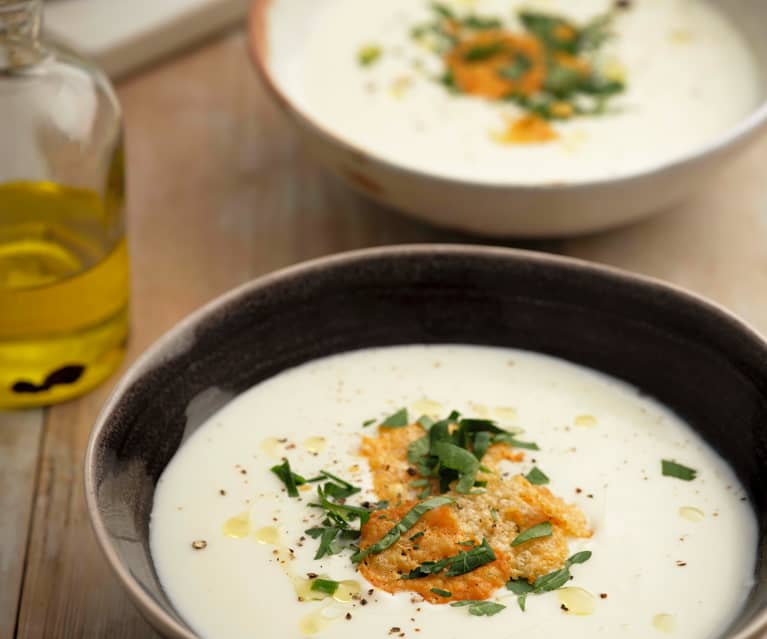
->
(0, 410), (44, 639)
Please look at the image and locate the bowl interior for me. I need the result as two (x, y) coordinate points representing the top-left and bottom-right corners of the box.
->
(89, 247), (767, 638)
(252, 0), (767, 187)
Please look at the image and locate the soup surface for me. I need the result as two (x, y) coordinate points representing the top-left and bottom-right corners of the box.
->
(285, 0), (762, 184)
(151, 345), (756, 639)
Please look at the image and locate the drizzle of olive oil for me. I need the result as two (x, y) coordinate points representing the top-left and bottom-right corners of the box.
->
(0, 180), (128, 408)
(222, 512), (251, 539)
(575, 414), (598, 428)
(653, 613), (677, 633)
(260, 437), (283, 459)
(558, 587), (597, 615)
(303, 436), (327, 454)
(679, 506), (705, 522)
(254, 526), (280, 545)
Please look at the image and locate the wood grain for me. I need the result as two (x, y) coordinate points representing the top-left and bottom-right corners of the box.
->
(0, 410), (43, 639)
(8, 25), (767, 639)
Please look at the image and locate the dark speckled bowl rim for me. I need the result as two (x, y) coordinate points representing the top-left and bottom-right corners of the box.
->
(85, 244), (767, 639)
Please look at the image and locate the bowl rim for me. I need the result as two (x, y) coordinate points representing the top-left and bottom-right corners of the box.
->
(85, 243), (767, 639)
(246, 0), (767, 191)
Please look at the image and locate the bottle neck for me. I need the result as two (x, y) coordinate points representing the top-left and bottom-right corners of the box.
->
(0, 1), (42, 42)
(0, 1), (44, 69)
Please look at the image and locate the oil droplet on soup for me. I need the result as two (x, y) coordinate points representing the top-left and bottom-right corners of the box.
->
(575, 415), (598, 428)
(653, 613), (677, 633)
(679, 507), (705, 522)
(222, 512), (251, 539)
(304, 436), (327, 454)
(255, 526), (280, 545)
(260, 437), (283, 459)
(558, 587), (596, 615)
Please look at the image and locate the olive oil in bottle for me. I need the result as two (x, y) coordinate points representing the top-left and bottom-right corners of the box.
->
(0, 0), (129, 408)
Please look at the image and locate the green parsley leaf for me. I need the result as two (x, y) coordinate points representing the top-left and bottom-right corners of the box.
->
(404, 538), (496, 578)
(566, 550), (592, 567)
(381, 407), (409, 428)
(431, 2), (455, 19)
(498, 53), (532, 80)
(432, 441), (480, 494)
(462, 15), (503, 30)
(525, 466), (550, 485)
(511, 521), (553, 547)
(311, 485), (370, 525)
(493, 434), (540, 450)
(270, 459), (305, 497)
(473, 430), (492, 461)
(431, 588), (452, 597)
(450, 600), (506, 616)
(311, 578), (340, 595)
(464, 41), (505, 62)
(532, 567), (571, 592)
(518, 11), (578, 53)
(407, 435), (431, 464)
(506, 579), (534, 595)
(315, 527), (340, 559)
(358, 45), (382, 67)
(662, 460), (697, 481)
(352, 496), (454, 562)
(417, 414), (435, 430)
(468, 601), (506, 616)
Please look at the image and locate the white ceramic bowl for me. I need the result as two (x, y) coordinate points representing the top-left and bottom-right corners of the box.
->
(248, 0), (767, 238)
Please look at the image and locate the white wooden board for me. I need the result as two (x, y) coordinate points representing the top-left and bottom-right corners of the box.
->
(45, 0), (250, 78)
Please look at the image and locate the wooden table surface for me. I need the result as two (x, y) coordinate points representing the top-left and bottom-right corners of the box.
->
(2, 28), (767, 639)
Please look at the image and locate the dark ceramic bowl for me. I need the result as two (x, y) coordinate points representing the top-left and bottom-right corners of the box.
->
(85, 245), (767, 639)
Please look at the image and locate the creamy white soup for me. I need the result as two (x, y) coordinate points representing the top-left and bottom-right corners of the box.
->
(288, 0), (762, 184)
(151, 345), (756, 639)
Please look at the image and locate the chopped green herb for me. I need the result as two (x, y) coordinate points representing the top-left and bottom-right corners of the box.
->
(468, 601), (506, 616)
(407, 435), (431, 465)
(403, 538), (496, 579)
(518, 11), (579, 53)
(352, 496), (454, 563)
(494, 434), (540, 450)
(362, 418), (377, 427)
(270, 459), (305, 497)
(410, 531), (425, 541)
(473, 430), (492, 461)
(490, 507), (499, 521)
(431, 588), (453, 597)
(511, 521), (553, 547)
(525, 466), (550, 485)
(431, 2), (455, 20)
(358, 45), (382, 67)
(464, 41), (505, 62)
(498, 53), (532, 80)
(432, 441), (480, 494)
(566, 550), (592, 566)
(417, 414), (435, 430)
(506, 579), (534, 611)
(662, 460), (697, 481)
(311, 578), (340, 595)
(381, 407), (409, 428)
(450, 600), (506, 616)
(506, 550), (592, 611)
(311, 485), (370, 525)
(457, 540), (476, 547)
(410, 479), (431, 488)
(462, 15), (502, 30)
